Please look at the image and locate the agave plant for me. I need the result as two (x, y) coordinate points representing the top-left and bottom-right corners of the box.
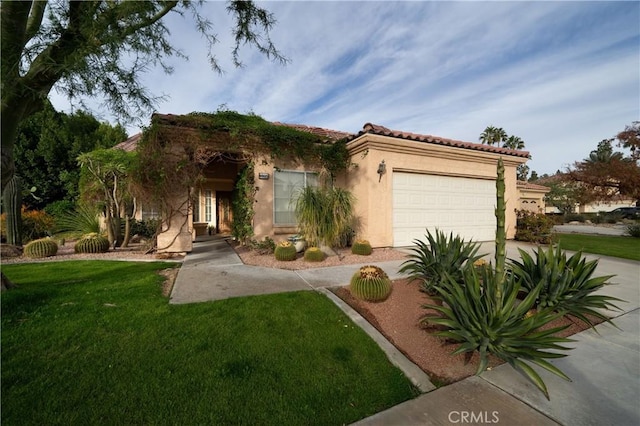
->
(399, 228), (484, 295)
(508, 245), (622, 328)
(424, 266), (574, 400)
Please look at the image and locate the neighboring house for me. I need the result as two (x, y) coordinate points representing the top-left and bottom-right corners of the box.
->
(117, 114), (529, 252)
(575, 199), (637, 214)
(517, 181), (550, 213)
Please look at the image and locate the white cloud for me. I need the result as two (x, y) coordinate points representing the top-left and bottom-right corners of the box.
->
(49, 1), (639, 176)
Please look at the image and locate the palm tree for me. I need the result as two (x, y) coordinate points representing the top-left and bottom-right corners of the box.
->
(503, 135), (525, 150)
(586, 140), (623, 163)
(479, 126), (507, 146)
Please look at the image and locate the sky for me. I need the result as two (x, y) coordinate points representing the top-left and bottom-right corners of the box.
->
(49, 1), (640, 176)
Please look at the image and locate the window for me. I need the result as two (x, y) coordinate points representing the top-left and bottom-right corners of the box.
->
(192, 191), (200, 222)
(274, 170), (318, 225)
(142, 204), (160, 220)
(204, 190), (213, 223)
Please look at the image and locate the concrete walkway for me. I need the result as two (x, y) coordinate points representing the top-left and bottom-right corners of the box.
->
(171, 236), (640, 426)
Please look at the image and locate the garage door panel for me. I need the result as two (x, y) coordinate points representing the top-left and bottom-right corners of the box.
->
(393, 173), (495, 246)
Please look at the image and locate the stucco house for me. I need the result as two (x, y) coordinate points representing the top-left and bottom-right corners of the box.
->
(517, 181), (550, 213)
(118, 113), (530, 253)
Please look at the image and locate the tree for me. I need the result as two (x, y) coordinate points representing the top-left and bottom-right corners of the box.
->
(517, 164), (530, 181)
(503, 135), (525, 150)
(585, 139), (623, 163)
(14, 101), (127, 210)
(565, 130), (640, 204)
(540, 175), (582, 215)
(78, 148), (136, 247)
(529, 171), (539, 182)
(616, 121), (640, 160)
(479, 126), (507, 146)
(1, 0), (285, 193)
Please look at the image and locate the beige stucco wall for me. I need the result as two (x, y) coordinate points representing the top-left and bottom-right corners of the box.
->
(345, 134), (527, 247)
(253, 155), (327, 244)
(518, 189), (547, 213)
(157, 189), (193, 253)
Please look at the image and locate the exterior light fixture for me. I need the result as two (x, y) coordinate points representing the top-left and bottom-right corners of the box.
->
(377, 160), (386, 182)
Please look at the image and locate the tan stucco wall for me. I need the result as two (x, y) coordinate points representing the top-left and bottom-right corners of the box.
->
(518, 189), (547, 213)
(345, 134), (527, 247)
(253, 155), (327, 244)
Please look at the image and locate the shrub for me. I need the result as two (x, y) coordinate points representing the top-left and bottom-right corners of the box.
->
(514, 209), (554, 244)
(424, 267), (573, 400)
(21, 208), (56, 243)
(303, 247), (325, 262)
(564, 213), (585, 223)
(129, 219), (160, 239)
(75, 233), (110, 253)
(508, 245), (622, 327)
(399, 228), (483, 295)
(351, 239), (372, 256)
(626, 224), (640, 238)
(44, 200), (75, 218)
(24, 237), (58, 258)
(350, 265), (392, 302)
(56, 204), (101, 237)
(274, 241), (296, 261)
(295, 186), (354, 248)
(250, 236), (276, 254)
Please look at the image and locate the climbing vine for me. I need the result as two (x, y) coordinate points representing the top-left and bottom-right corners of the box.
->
(231, 163), (256, 244)
(130, 110), (352, 239)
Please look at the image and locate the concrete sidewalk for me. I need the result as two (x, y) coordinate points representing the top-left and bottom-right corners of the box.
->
(171, 236), (640, 426)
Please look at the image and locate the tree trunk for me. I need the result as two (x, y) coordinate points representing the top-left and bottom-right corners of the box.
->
(122, 215), (131, 248)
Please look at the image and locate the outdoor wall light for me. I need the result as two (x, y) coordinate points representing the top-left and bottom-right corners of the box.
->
(377, 160), (386, 182)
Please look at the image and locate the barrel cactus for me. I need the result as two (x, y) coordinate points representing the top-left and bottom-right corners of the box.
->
(24, 238), (58, 258)
(351, 239), (372, 256)
(350, 265), (392, 302)
(303, 246), (325, 262)
(274, 240), (297, 261)
(75, 233), (110, 254)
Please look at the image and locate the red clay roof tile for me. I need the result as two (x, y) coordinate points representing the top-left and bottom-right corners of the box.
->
(354, 123), (531, 158)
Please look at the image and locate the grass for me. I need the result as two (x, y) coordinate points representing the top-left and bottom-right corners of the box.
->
(553, 233), (640, 261)
(1, 261), (418, 425)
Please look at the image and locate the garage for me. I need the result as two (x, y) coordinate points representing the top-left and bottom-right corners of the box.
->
(392, 172), (496, 247)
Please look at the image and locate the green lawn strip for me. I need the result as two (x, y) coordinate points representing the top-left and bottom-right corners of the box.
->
(2, 261), (418, 425)
(554, 233), (640, 261)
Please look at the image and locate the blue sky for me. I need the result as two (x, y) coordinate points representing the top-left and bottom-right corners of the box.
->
(49, 1), (639, 176)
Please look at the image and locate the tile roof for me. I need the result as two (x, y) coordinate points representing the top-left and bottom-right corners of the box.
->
(271, 122), (353, 141)
(353, 123), (531, 158)
(113, 133), (142, 152)
(517, 180), (551, 192)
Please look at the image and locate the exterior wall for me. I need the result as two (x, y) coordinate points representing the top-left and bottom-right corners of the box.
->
(253, 155), (326, 244)
(345, 134), (526, 247)
(518, 190), (547, 213)
(577, 199), (636, 214)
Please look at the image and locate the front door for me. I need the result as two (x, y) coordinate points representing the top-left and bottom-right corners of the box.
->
(216, 191), (233, 233)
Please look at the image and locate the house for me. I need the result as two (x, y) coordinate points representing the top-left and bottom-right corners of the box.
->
(517, 180), (550, 213)
(117, 113), (530, 252)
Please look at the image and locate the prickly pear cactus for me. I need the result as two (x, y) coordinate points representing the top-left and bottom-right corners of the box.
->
(274, 240), (297, 261)
(350, 265), (392, 302)
(74, 233), (110, 254)
(303, 247), (325, 262)
(351, 239), (372, 256)
(24, 238), (58, 258)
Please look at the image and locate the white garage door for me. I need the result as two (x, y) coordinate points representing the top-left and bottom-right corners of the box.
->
(393, 173), (496, 247)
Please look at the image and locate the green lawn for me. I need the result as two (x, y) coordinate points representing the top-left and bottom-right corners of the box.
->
(1, 261), (418, 425)
(554, 233), (640, 261)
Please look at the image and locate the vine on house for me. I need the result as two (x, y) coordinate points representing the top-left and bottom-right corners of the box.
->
(130, 110), (352, 239)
